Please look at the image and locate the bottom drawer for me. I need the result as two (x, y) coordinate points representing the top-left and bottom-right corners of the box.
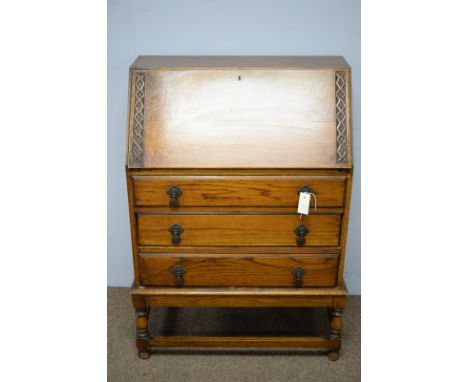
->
(139, 254), (338, 287)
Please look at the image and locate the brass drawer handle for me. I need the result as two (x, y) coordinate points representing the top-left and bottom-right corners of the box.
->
(167, 185), (183, 207)
(171, 265), (185, 287)
(297, 184), (314, 194)
(168, 224), (184, 244)
(294, 224), (309, 246)
(292, 266), (306, 288)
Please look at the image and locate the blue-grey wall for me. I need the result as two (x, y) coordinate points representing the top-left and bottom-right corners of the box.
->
(108, 0), (361, 293)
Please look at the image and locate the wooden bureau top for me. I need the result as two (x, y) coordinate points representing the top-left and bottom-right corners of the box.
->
(127, 56), (352, 170)
(131, 56), (350, 70)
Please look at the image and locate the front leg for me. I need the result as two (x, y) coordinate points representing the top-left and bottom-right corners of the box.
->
(328, 307), (343, 361)
(133, 297), (151, 359)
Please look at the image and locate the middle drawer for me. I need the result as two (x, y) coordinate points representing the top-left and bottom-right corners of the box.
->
(137, 213), (341, 247)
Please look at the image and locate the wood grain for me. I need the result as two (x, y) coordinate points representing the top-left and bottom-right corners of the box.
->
(132, 286), (348, 297)
(337, 173), (353, 285)
(131, 286), (348, 308)
(134, 206), (344, 214)
(137, 213), (341, 247)
(132, 175), (346, 207)
(128, 169), (351, 176)
(125, 169), (141, 286)
(131, 56), (350, 70)
(149, 336), (334, 349)
(136, 246), (341, 254)
(138, 254), (338, 287)
(129, 68), (344, 168)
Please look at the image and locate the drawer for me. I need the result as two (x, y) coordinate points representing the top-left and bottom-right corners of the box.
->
(132, 176), (346, 208)
(137, 214), (341, 247)
(139, 254), (338, 287)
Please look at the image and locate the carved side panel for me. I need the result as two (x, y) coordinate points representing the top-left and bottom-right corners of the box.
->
(130, 71), (147, 166)
(335, 71), (348, 163)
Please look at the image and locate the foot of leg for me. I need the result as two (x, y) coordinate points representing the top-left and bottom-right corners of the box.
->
(138, 351), (150, 360)
(328, 351), (339, 361)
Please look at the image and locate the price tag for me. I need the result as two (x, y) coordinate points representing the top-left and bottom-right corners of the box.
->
(297, 192), (311, 215)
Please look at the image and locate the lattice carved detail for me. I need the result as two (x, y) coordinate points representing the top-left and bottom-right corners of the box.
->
(335, 71), (348, 163)
(130, 71), (147, 166)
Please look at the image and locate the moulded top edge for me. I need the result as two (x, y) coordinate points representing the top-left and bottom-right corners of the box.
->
(130, 56), (350, 70)
(126, 164), (354, 171)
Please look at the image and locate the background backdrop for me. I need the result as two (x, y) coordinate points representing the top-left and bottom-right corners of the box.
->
(108, 0), (361, 293)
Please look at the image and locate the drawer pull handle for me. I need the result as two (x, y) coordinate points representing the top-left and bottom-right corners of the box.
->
(167, 185), (183, 207)
(292, 266), (306, 288)
(168, 224), (184, 244)
(297, 185), (314, 194)
(294, 224), (309, 246)
(171, 265), (185, 287)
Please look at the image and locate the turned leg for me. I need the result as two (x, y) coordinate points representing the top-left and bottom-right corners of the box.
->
(328, 307), (343, 361)
(135, 306), (151, 359)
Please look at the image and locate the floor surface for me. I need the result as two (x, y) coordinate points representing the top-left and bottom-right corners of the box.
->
(108, 287), (360, 382)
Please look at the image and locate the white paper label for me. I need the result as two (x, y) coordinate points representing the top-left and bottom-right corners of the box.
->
(297, 192), (311, 215)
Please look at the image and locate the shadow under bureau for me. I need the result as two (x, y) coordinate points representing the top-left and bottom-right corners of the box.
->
(125, 56), (353, 361)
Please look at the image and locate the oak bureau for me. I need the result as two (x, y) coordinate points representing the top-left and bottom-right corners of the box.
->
(125, 56), (353, 360)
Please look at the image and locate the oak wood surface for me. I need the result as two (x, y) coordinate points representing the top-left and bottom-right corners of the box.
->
(132, 175), (345, 207)
(137, 213), (341, 247)
(134, 206), (344, 214)
(138, 254), (338, 287)
(128, 169), (351, 176)
(149, 336), (334, 349)
(136, 246), (341, 254)
(337, 173), (353, 285)
(129, 68), (350, 169)
(131, 55), (350, 70)
(131, 286), (348, 308)
(126, 171), (141, 286)
(132, 286), (348, 297)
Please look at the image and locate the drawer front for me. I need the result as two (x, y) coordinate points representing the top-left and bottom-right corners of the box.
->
(139, 254), (338, 287)
(132, 176), (346, 208)
(137, 214), (341, 247)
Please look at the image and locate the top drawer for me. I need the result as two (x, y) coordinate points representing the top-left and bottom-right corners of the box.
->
(132, 176), (346, 208)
